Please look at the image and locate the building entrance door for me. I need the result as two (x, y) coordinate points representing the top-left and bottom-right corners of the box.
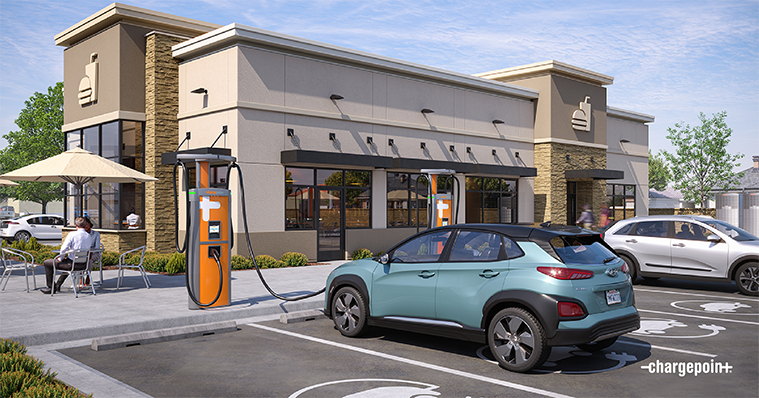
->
(317, 188), (344, 261)
(567, 182), (577, 225)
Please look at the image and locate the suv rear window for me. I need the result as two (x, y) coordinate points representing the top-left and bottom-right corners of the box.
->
(550, 235), (616, 265)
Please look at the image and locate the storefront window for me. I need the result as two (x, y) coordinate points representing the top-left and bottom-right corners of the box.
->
(607, 184), (636, 222)
(64, 120), (144, 228)
(286, 168), (370, 229)
(387, 173), (428, 228)
(465, 177), (517, 224)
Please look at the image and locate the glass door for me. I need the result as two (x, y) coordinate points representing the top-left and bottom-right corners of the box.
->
(317, 188), (344, 261)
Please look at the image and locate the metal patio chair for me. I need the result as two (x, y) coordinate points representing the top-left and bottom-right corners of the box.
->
(116, 245), (150, 289)
(52, 248), (95, 297)
(0, 247), (38, 292)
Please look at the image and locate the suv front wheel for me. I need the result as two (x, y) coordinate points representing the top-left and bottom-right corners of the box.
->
(331, 286), (369, 337)
(735, 262), (759, 296)
(488, 307), (550, 372)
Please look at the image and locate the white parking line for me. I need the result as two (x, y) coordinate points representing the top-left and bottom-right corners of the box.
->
(248, 323), (574, 398)
(617, 339), (717, 358)
(637, 309), (759, 325)
(634, 288), (759, 302)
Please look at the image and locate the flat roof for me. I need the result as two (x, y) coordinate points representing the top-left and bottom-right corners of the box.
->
(172, 23), (540, 101)
(55, 3), (220, 47)
(474, 60), (614, 86)
(607, 106), (655, 123)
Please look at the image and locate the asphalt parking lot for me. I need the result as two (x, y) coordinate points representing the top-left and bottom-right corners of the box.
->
(57, 280), (759, 398)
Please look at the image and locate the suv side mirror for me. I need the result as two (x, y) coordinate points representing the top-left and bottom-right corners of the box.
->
(379, 253), (389, 264)
(707, 234), (721, 243)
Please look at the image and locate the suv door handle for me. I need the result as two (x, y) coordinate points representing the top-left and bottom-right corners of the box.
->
(625, 239), (637, 243)
(479, 270), (500, 278)
(418, 270), (435, 278)
(672, 243), (685, 247)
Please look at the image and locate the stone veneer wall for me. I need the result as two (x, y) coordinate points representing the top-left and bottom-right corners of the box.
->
(63, 229), (146, 253)
(145, 33), (184, 253)
(534, 142), (607, 225)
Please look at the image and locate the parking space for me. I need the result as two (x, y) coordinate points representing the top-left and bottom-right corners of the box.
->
(58, 284), (758, 397)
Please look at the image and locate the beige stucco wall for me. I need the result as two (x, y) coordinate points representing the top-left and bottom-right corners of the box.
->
(63, 23), (150, 127)
(607, 115), (650, 216)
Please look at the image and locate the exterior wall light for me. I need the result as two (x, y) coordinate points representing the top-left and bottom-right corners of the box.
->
(191, 88), (207, 94)
(421, 108), (434, 114)
(388, 139), (394, 146)
(619, 139), (631, 143)
(466, 147), (472, 154)
(366, 137), (373, 144)
(420, 142), (427, 149)
(330, 94), (344, 100)
(287, 128), (294, 137)
(492, 149), (497, 156)
(329, 133), (336, 141)
(449, 145), (455, 152)
(492, 119), (505, 124)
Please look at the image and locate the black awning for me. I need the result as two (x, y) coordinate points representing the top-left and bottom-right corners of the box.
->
(281, 150), (537, 177)
(281, 150), (393, 168)
(565, 169), (624, 180)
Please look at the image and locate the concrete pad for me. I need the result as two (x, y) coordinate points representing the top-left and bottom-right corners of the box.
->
(91, 320), (238, 351)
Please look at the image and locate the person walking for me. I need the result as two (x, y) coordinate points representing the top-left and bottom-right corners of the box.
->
(41, 217), (92, 294)
(575, 204), (595, 230)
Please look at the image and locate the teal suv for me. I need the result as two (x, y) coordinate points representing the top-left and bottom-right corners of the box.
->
(324, 224), (640, 372)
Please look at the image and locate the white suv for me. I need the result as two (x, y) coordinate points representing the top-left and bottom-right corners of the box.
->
(0, 214), (65, 242)
(603, 215), (759, 295)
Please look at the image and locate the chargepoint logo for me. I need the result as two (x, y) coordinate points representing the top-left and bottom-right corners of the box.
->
(641, 359), (733, 377)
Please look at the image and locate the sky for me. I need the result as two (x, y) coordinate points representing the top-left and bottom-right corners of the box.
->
(1, 0), (757, 171)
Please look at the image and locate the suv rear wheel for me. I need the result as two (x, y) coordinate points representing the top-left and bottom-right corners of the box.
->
(488, 307), (550, 372)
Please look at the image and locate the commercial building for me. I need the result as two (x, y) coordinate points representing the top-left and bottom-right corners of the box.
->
(56, 3), (653, 260)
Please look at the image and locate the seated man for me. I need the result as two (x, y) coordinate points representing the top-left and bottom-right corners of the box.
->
(676, 224), (696, 240)
(41, 217), (92, 294)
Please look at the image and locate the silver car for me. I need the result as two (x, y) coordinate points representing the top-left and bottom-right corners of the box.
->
(603, 215), (759, 296)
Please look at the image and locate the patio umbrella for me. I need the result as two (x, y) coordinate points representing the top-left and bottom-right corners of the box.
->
(0, 147), (157, 221)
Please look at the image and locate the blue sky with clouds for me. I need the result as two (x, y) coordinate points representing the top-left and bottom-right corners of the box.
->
(1, 0), (757, 171)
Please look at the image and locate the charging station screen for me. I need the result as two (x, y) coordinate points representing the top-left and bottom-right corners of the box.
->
(208, 221), (221, 239)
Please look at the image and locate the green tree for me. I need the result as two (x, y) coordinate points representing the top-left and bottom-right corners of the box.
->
(0, 82), (65, 213)
(662, 111), (744, 208)
(648, 150), (670, 191)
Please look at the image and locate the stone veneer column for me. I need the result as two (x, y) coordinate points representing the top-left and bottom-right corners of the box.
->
(145, 33), (184, 253)
(533, 142), (607, 225)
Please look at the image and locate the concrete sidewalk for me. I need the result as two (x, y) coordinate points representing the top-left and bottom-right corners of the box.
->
(2, 261), (346, 396)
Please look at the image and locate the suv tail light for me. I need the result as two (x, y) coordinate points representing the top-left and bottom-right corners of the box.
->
(558, 302), (585, 317)
(537, 266), (594, 280)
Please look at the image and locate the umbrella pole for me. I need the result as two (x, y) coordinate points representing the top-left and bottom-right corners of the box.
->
(79, 184), (84, 224)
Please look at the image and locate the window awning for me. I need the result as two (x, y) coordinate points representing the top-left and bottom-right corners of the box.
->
(281, 150), (537, 177)
(565, 169), (624, 180)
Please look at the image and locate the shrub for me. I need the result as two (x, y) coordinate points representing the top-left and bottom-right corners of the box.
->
(101, 251), (119, 266)
(10, 239), (25, 251)
(166, 252), (186, 274)
(351, 248), (373, 260)
(231, 255), (252, 270)
(280, 252), (308, 267)
(0, 339), (27, 355)
(141, 252), (169, 273)
(254, 254), (283, 269)
(24, 237), (43, 251)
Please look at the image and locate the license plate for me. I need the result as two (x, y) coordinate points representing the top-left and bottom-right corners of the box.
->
(606, 289), (621, 305)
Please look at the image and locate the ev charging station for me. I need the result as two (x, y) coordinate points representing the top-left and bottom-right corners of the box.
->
(164, 129), (325, 310)
(164, 147), (235, 309)
(420, 169), (461, 228)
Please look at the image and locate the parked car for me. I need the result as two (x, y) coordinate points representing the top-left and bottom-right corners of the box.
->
(0, 206), (15, 219)
(603, 215), (759, 296)
(0, 214), (65, 242)
(324, 224), (640, 372)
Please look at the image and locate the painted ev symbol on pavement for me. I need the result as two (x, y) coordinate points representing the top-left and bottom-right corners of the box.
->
(631, 318), (726, 338)
(475, 346), (638, 374)
(670, 300), (757, 315)
(288, 379), (442, 398)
